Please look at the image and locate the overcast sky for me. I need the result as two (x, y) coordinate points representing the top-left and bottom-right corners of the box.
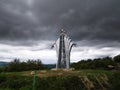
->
(0, 0), (120, 64)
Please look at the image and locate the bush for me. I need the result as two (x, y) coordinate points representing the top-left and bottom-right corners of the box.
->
(109, 72), (120, 90)
(3, 59), (46, 72)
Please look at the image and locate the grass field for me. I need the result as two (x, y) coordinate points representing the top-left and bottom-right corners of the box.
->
(1, 69), (113, 77)
(0, 69), (119, 90)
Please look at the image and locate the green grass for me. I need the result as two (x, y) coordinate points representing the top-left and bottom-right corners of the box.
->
(78, 69), (113, 75)
(0, 69), (114, 77)
(0, 69), (120, 90)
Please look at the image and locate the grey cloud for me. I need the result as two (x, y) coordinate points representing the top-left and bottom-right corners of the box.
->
(0, 0), (120, 47)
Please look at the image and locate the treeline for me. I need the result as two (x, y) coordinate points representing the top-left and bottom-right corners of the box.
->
(0, 59), (46, 72)
(71, 55), (120, 70)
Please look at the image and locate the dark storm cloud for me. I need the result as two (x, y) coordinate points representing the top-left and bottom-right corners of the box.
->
(0, 0), (56, 42)
(0, 0), (120, 46)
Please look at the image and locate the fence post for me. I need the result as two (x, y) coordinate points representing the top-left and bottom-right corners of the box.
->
(33, 70), (36, 90)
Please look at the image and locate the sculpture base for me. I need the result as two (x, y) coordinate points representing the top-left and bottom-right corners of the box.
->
(51, 68), (75, 71)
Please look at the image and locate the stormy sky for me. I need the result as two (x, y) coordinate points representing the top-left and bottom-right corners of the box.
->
(0, 0), (120, 64)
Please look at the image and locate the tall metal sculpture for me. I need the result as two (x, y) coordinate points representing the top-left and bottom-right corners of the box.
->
(52, 29), (76, 69)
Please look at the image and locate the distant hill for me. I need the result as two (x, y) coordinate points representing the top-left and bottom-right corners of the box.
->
(44, 64), (56, 69)
(0, 62), (8, 67)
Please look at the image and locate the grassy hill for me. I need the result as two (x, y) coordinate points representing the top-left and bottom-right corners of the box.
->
(0, 69), (120, 90)
(3, 69), (113, 77)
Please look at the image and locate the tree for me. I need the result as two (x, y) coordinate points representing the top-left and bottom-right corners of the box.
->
(114, 55), (120, 63)
(4, 59), (45, 72)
